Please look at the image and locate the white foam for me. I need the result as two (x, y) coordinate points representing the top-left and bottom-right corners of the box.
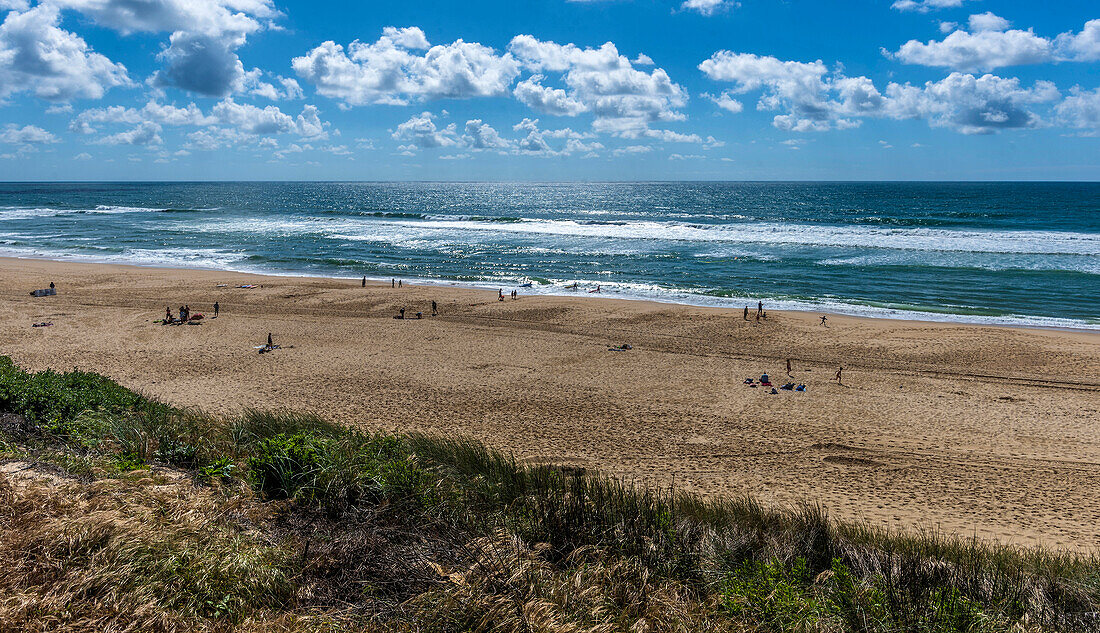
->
(193, 215), (1100, 256)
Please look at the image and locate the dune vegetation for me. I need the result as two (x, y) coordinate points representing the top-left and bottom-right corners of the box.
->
(1, 355), (1097, 632)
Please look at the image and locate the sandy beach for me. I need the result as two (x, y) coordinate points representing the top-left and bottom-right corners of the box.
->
(1, 256), (1098, 550)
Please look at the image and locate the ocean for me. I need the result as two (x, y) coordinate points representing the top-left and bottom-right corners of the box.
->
(1, 181), (1097, 329)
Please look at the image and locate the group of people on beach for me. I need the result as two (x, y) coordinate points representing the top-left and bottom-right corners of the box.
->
(162, 302), (218, 325)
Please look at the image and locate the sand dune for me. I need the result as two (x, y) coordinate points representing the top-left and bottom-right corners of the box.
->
(2, 256), (1098, 550)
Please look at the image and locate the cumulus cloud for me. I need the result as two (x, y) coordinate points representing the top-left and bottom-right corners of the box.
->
(889, 26), (1053, 71)
(891, 0), (971, 12)
(512, 118), (602, 156)
(890, 18), (1100, 72)
(293, 27), (520, 106)
(699, 50), (1060, 134)
(706, 92), (744, 113)
(679, 0), (739, 16)
(968, 12), (1011, 33)
(0, 124), (59, 144)
(1054, 19), (1100, 62)
(1055, 87), (1100, 132)
(0, 4), (130, 102)
(391, 111), (460, 148)
(52, 0), (281, 97)
(463, 119), (511, 150)
(93, 121), (163, 145)
(73, 99), (330, 146)
(508, 35), (687, 137)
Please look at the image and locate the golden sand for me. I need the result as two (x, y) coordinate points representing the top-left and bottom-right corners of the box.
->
(2, 257), (1098, 550)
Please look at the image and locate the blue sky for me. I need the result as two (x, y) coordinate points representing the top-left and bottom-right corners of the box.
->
(0, 0), (1097, 180)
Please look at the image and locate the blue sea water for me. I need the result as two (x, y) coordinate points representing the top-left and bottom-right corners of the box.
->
(1, 182), (1097, 329)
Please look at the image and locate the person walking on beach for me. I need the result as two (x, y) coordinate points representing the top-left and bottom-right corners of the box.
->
(392, 278), (395, 288)
(399, 280), (402, 287)
(362, 276), (366, 287)
(786, 358), (792, 377)
(213, 301), (219, 317)
(835, 365), (843, 385)
(744, 306), (748, 320)
(757, 301), (763, 317)
(267, 333), (273, 347)
(820, 315), (827, 326)
(431, 300), (437, 316)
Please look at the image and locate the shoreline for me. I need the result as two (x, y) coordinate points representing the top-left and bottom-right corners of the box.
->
(2, 255), (1099, 550)
(3, 252), (1097, 333)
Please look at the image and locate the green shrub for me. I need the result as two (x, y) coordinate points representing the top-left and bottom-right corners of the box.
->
(720, 557), (836, 629)
(248, 432), (326, 500)
(199, 457), (237, 482)
(0, 356), (167, 428)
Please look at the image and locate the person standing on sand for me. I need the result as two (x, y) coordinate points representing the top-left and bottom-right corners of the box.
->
(362, 276), (366, 287)
(757, 301), (763, 317)
(392, 279), (395, 288)
(744, 306), (748, 320)
(399, 280), (402, 287)
(165, 306), (172, 321)
(267, 333), (273, 347)
(836, 365), (843, 384)
(214, 302), (219, 317)
(432, 300), (438, 316)
(820, 315), (827, 326)
(786, 358), (792, 377)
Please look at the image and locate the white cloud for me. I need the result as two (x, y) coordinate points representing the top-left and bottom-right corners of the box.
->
(706, 91), (744, 113)
(884, 72), (1060, 134)
(74, 152), (92, 160)
(668, 153), (704, 160)
(463, 119), (511, 149)
(439, 153), (470, 160)
(93, 121), (163, 145)
(890, 18), (1100, 71)
(1055, 87), (1100, 132)
(391, 111), (459, 149)
(54, 0), (280, 97)
(0, 124), (58, 144)
(700, 49), (1060, 134)
(1054, 19), (1100, 62)
(511, 117), (601, 156)
(891, 0), (971, 13)
(612, 144), (651, 156)
(508, 35), (687, 137)
(968, 12), (1011, 33)
(293, 27), (520, 106)
(0, 4), (130, 102)
(680, 0), (739, 16)
(889, 27), (1053, 72)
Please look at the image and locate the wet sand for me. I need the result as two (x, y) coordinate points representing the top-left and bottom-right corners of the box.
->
(2, 257), (1098, 550)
